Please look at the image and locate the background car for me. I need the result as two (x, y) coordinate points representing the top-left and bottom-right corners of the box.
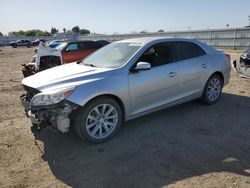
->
(32, 38), (46, 46)
(58, 40), (109, 63)
(47, 40), (63, 48)
(9, 39), (32, 48)
(233, 47), (250, 78)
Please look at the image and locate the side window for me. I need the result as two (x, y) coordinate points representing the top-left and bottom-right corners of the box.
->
(174, 42), (206, 61)
(66, 43), (78, 51)
(136, 42), (175, 68)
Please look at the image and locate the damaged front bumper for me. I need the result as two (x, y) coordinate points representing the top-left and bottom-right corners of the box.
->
(20, 94), (79, 133)
(20, 94), (39, 124)
(21, 63), (36, 78)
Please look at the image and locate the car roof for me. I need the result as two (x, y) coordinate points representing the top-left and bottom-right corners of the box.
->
(66, 40), (96, 44)
(116, 37), (216, 54)
(117, 37), (200, 45)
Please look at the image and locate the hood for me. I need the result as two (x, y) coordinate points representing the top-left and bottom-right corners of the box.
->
(22, 62), (112, 91)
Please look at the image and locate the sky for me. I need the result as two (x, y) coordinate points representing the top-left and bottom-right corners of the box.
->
(0, 0), (250, 35)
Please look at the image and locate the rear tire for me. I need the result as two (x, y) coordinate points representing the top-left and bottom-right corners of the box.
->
(201, 74), (223, 105)
(73, 97), (122, 143)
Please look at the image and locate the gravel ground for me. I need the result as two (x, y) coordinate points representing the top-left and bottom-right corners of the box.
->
(0, 46), (249, 188)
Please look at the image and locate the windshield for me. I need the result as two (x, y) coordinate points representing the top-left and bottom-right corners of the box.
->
(55, 42), (67, 51)
(80, 42), (142, 68)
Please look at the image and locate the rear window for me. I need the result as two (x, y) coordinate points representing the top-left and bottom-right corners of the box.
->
(174, 42), (206, 62)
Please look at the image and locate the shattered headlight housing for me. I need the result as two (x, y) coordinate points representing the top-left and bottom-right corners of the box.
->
(30, 87), (75, 106)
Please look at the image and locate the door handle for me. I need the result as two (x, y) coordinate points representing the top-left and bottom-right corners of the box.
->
(168, 72), (176, 77)
(202, 63), (207, 68)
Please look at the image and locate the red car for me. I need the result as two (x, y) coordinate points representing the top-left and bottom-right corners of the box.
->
(59, 41), (104, 63)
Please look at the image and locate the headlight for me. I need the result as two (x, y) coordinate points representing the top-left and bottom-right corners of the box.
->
(30, 87), (75, 106)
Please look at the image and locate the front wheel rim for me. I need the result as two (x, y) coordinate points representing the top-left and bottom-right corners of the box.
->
(86, 104), (118, 139)
(207, 77), (221, 102)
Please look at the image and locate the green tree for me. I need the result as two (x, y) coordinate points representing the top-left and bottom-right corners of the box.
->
(140, 30), (147, 34)
(43, 31), (51, 36)
(25, 30), (37, 36)
(35, 30), (50, 36)
(63, 28), (66, 33)
(0, 32), (3, 36)
(19, 30), (25, 35)
(35, 30), (44, 36)
(79, 28), (90, 35)
(9, 30), (25, 36)
(72, 26), (80, 33)
(158, 29), (164, 32)
(51, 27), (58, 34)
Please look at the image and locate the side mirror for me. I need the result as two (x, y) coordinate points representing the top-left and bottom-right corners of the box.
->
(134, 62), (151, 71)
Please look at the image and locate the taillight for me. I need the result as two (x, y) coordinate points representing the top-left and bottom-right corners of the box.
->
(226, 54), (231, 62)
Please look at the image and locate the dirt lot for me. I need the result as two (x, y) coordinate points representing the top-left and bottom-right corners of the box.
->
(0, 46), (249, 188)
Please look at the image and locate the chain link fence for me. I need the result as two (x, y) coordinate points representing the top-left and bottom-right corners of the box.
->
(1, 27), (250, 49)
(78, 27), (250, 50)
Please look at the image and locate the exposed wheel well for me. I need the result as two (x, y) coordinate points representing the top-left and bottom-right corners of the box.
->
(85, 94), (126, 122)
(39, 56), (61, 71)
(211, 71), (224, 86)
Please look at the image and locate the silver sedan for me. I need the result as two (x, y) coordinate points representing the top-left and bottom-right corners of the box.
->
(21, 37), (231, 143)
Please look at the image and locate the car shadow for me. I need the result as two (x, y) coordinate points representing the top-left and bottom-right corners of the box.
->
(34, 92), (250, 187)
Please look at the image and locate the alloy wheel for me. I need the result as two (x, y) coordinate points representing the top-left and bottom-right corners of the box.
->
(207, 77), (221, 102)
(86, 104), (118, 139)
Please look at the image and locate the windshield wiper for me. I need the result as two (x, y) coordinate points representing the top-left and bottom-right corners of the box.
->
(84, 63), (97, 67)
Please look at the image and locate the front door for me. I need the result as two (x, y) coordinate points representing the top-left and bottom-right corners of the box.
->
(128, 42), (179, 116)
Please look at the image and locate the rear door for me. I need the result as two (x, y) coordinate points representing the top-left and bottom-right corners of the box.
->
(173, 41), (209, 98)
(128, 42), (179, 116)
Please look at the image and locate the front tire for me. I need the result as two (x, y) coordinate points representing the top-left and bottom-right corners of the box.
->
(73, 97), (122, 143)
(201, 74), (223, 105)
